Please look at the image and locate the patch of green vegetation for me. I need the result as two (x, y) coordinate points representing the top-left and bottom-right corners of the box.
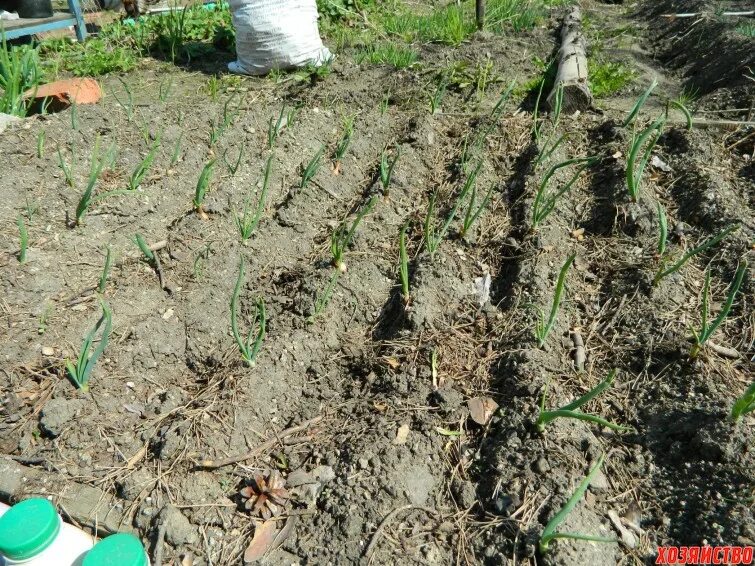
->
(355, 43), (418, 69)
(41, 38), (136, 77)
(380, 0), (558, 46)
(0, 37), (42, 116)
(589, 60), (634, 98)
(735, 22), (755, 38)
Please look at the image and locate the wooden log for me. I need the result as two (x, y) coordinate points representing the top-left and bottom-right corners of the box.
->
(547, 5), (592, 112)
(476, 0), (485, 29)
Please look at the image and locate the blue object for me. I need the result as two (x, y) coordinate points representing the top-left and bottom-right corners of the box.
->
(0, 0), (87, 42)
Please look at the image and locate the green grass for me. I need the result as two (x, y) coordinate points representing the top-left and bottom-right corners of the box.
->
(736, 22), (755, 37)
(536, 254), (574, 348)
(380, 0), (553, 46)
(537, 370), (631, 432)
(539, 453), (616, 553)
(40, 38), (136, 77)
(307, 270), (341, 324)
(0, 35), (42, 117)
(230, 257), (266, 367)
(354, 43), (418, 69)
(66, 300), (113, 393)
(589, 60), (634, 98)
(691, 261), (747, 358)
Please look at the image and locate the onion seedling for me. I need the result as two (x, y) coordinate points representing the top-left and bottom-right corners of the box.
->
(668, 99), (692, 130)
(170, 132), (183, 167)
(731, 381), (755, 422)
(399, 224), (410, 304)
(37, 130), (45, 159)
(66, 300), (112, 393)
(532, 157), (598, 229)
(690, 261), (747, 358)
(626, 115), (665, 202)
(534, 83), (564, 167)
(209, 94), (241, 146)
(539, 453), (616, 554)
(656, 202), (668, 257)
(74, 138), (110, 226)
(236, 156), (272, 242)
(98, 246), (113, 294)
(193, 159), (216, 215)
(461, 182), (495, 239)
(58, 145), (75, 187)
(623, 78), (657, 127)
(113, 77), (134, 122)
(490, 79), (516, 121)
(128, 136), (161, 191)
(334, 114), (355, 163)
(134, 233), (154, 263)
(307, 270), (340, 324)
(230, 257), (266, 367)
(331, 195), (378, 272)
(424, 161), (481, 259)
(428, 79), (447, 114)
(223, 144), (245, 175)
(653, 224), (739, 285)
(268, 106), (287, 149)
(17, 215), (28, 263)
(537, 370), (630, 432)
(536, 254), (575, 348)
(380, 147), (400, 194)
(300, 146), (325, 189)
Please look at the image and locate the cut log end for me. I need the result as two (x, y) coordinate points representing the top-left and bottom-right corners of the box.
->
(547, 5), (593, 112)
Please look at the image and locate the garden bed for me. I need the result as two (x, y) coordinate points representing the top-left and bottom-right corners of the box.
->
(1, 0), (753, 564)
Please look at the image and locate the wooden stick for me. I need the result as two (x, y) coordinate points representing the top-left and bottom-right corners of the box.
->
(476, 0), (485, 30)
(548, 5), (592, 112)
(198, 416), (323, 469)
(661, 11), (754, 18)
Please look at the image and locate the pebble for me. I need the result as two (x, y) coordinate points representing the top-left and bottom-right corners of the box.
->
(41, 346), (54, 356)
(358, 458), (369, 470)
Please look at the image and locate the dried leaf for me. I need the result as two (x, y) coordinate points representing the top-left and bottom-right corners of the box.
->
(383, 357), (400, 369)
(467, 397), (499, 425)
(394, 424), (410, 445)
(244, 520), (278, 563)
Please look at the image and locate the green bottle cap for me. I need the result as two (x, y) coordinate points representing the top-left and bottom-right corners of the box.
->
(83, 533), (148, 566)
(0, 498), (61, 561)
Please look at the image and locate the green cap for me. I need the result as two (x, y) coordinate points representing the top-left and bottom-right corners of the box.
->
(0, 498), (61, 561)
(83, 533), (148, 566)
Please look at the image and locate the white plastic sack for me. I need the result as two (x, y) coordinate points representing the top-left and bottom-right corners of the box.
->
(228, 0), (332, 76)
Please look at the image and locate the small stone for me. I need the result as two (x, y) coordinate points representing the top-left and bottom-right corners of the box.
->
(41, 346), (55, 356)
(358, 458), (369, 470)
(590, 469), (610, 492)
(534, 457), (550, 474)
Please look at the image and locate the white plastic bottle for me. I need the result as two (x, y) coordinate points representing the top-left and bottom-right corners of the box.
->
(0, 498), (94, 565)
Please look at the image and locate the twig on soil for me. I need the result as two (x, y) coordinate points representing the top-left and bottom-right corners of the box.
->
(364, 504), (439, 561)
(198, 416), (323, 469)
(153, 507), (169, 566)
(661, 11), (754, 18)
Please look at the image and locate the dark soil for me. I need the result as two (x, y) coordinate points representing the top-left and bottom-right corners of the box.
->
(1, 1), (753, 565)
